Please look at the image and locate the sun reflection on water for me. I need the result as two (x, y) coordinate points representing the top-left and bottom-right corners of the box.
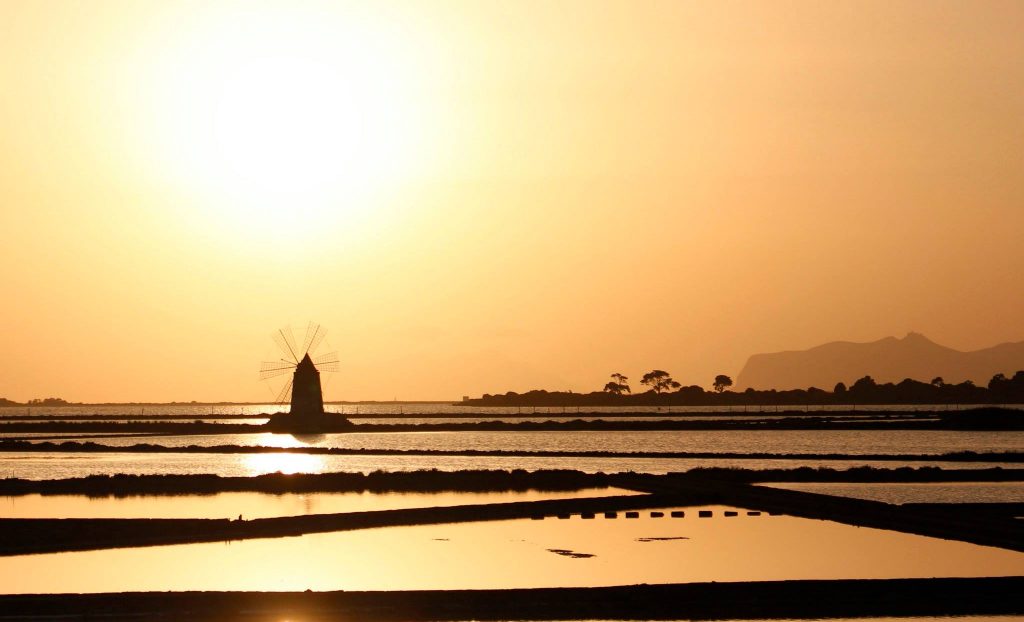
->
(241, 453), (327, 476)
(2, 506), (1022, 594)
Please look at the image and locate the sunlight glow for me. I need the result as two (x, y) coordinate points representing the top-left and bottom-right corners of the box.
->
(146, 4), (434, 243)
(210, 55), (366, 194)
(242, 453), (327, 476)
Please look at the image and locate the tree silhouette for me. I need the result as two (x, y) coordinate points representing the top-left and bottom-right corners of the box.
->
(640, 370), (681, 394)
(931, 377), (945, 387)
(713, 375), (733, 393)
(603, 381), (629, 395)
(850, 375), (877, 393)
(470, 368), (1024, 406)
(610, 373), (631, 394)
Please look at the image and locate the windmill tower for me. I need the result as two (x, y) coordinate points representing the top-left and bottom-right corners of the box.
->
(260, 323), (340, 429)
(290, 353), (324, 415)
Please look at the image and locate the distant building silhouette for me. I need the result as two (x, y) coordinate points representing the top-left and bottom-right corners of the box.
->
(260, 323), (350, 432)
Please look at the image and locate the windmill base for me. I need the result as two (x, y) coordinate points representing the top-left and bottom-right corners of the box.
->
(264, 412), (354, 433)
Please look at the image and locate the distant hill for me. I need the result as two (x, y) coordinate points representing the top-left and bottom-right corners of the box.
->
(736, 333), (1024, 390)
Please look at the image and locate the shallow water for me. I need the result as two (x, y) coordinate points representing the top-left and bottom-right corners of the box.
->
(27, 429), (1024, 455)
(1, 505), (1021, 593)
(0, 487), (635, 519)
(1, 452), (1016, 480)
(760, 481), (1024, 504)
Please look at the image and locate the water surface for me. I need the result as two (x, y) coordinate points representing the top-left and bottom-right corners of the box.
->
(29, 429), (1024, 455)
(0, 487), (635, 519)
(2, 452), (1015, 480)
(1, 505), (1020, 593)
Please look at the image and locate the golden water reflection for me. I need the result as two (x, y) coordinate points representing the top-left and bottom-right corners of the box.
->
(1, 488), (638, 520)
(1, 506), (1021, 594)
(241, 452), (328, 475)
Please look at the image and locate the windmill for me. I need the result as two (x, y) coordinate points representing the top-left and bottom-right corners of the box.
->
(259, 323), (340, 419)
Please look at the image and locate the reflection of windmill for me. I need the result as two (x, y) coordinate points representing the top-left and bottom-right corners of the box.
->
(259, 323), (339, 417)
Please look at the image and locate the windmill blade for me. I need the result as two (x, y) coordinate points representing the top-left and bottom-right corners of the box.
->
(260, 368), (293, 380)
(300, 322), (320, 355)
(272, 327), (300, 362)
(302, 322), (327, 356)
(313, 351), (340, 372)
(316, 360), (340, 372)
(313, 351), (339, 365)
(259, 361), (296, 380)
(274, 377), (293, 404)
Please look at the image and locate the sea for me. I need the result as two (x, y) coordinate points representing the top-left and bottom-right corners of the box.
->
(1, 403), (1023, 596)
(1, 403), (1021, 480)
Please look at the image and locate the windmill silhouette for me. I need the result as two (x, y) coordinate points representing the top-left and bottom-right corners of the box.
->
(260, 323), (340, 421)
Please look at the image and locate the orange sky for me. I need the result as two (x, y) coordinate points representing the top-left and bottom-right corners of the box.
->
(1, 1), (1022, 402)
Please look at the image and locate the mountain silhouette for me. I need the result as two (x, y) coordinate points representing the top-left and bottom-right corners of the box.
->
(735, 332), (1024, 390)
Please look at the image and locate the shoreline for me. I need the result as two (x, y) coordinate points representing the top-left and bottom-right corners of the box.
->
(1, 468), (1022, 551)
(2, 439), (1021, 463)
(2, 417), (1022, 435)
(2, 475), (1023, 555)
(0, 408), (970, 421)
(3, 467), (1022, 497)
(0, 492), (690, 556)
(0, 576), (1021, 621)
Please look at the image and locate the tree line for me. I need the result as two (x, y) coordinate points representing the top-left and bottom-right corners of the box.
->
(468, 370), (1024, 406)
(0, 397), (70, 407)
(603, 371), (733, 395)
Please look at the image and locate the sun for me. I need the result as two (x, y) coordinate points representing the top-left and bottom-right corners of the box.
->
(144, 4), (434, 242)
(209, 54), (366, 194)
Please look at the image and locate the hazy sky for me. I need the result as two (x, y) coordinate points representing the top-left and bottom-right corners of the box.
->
(1, 1), (1022, 402)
